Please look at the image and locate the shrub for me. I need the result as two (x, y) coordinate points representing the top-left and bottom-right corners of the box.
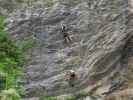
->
(0, 16), (32, 100)
(0, 88), (22, 100)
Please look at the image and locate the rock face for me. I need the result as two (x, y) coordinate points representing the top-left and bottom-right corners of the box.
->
(104, 88), (133, 100)
(4, 0), (133, 98)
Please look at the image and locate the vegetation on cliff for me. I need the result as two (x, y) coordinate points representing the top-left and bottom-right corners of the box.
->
(0, 16), (36, 100)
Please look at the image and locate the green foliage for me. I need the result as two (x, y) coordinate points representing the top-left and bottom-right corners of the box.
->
(40, 96), (58, 100)
(0, 16), (5, 31)
(0, 17), (23, 100)
(0, 31), (24, 64)
(0, 16), (32, 100)
(16, 34), (36, 52)
(0, 88), (22, 100)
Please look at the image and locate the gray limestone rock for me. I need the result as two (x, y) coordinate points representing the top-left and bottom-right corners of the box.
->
(4, 0), (133, 98)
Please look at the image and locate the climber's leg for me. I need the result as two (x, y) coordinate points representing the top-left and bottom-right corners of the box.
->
(64, 37), (70, 44)
(67, 36), (72, 43)
(69, 81), (75, 87)
(70, 83), (74, 87)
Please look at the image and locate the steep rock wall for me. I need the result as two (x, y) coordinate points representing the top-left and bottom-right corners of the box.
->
(4, 0), (133, 98)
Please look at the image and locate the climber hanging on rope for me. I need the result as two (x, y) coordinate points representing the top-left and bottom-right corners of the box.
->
(61, 24), (72, 44)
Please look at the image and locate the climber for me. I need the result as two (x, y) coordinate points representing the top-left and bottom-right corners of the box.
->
(65, 70), (77, 87)
(61, 24), (72, 44)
